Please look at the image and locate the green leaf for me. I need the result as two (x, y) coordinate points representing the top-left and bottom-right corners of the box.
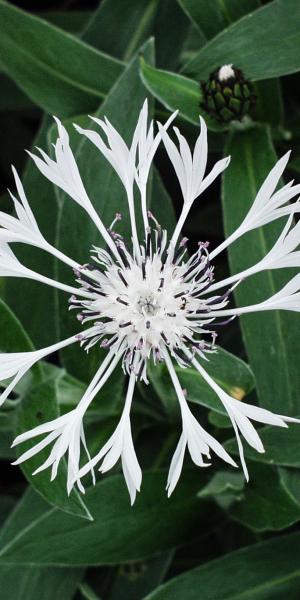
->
(14, 378), (92, 521)
(198, 471), (244, 499)
(105, 552), (173, 600)
(253, 79), (284, 127)
(0, 297), (43, 399)
(0, 496), (15, 526)
(178, 0), (260, 39)
(142, 531), (300, 599)
(0, 493), (84, 598)
(225, 421), (300, 467)
(208, 411), (231, 429)
(230, 463), (300, 531)
(0, 470), (208, 566)
(0, 0), (123, 116)
(79, 582), (102, 600)
(0, 298), (35, 354)
(222, 126), (300, 413)
(182, 0), (300, 81)
(0, 74), (34, 111)
(56, 40), (154, 383)
(151, 167), (176, 234)
(140, 60), (226, 131)
(279, 468), (300, 506)
(5, 116), (59, 348)
(149, 347), (255, 417)
(0, 565), (84, 600)
(82, 0), (158, 62)
(0, 429), (14, 459)
(152, 0), (192, 70)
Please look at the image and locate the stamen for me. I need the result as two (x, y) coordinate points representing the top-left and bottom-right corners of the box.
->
(109, 212), (122, 230)
(173, 237), (188, 263)
(203, 316), (236, 328)
(118, 269), (128, 287)
(146, 227), (152, 258)
(116, 297), (129, 306)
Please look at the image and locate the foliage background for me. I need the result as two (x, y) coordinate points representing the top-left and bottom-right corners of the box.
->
(0, 0), (300, 598)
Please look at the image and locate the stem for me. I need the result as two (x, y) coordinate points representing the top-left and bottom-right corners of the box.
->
(87, 204), (124, 265)
(209, 229), (241, 261)
(77, 348), (123, 415)
(44, 241), (79, 270)
(140, 185), (149, 234)
(25, 268), (94, 299)
(126, 187), (141, 260)
(170, 203), (190, 249)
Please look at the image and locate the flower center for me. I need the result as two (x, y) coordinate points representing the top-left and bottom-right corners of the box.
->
(69, 218), (232, 381)
(137, 295), (158, 316)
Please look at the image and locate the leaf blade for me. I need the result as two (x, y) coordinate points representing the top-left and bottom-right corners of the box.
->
(0, 0), (123, 116)
(182, 0), (300, 81)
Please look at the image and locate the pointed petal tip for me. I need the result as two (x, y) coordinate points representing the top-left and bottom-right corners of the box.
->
(167, 486), (173, 498)
(129, 488), (139, 506)
(11, 435), (22, 448)
(32, 467), (40, 476)
(11, 164), (18, 178)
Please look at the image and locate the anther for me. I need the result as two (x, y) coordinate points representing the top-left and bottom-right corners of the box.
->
(146, 227), (152, 258)
(116, 297), (129, 306)
(118, 269), (128, 287)
(158, 278), (164, 291)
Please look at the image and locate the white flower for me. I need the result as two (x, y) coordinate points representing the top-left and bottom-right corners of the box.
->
(0, 331), (88, 407)
(187, 351), (298, 481)
(28, 116), (120, 261)
(74, 99), (177, 252)
(0, 242), (91, 300)
(159, 117), (230, 206)
(209, 211), (300, 293)
(210, 151), (300, 261)
(163, 349), (237, 496)
(77, 368), (141, 505)
(12, 409), (88, 494)
(12, 348), (122, 492)
(0, 101), (299, 503)
(158, 117), (230, 248)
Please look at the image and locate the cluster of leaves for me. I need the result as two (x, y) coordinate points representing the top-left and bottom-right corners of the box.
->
(0, 0), (300, 598)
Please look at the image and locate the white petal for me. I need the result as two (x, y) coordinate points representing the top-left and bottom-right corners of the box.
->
(198, 156), (231, 196)
(12, 430), (60, 465)
(167, 432), (187, 497)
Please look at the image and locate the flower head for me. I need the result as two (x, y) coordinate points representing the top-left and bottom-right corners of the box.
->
(1, 102), (300, 502)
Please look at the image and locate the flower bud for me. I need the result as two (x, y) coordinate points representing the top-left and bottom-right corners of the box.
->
(200, 64), (256, 124)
